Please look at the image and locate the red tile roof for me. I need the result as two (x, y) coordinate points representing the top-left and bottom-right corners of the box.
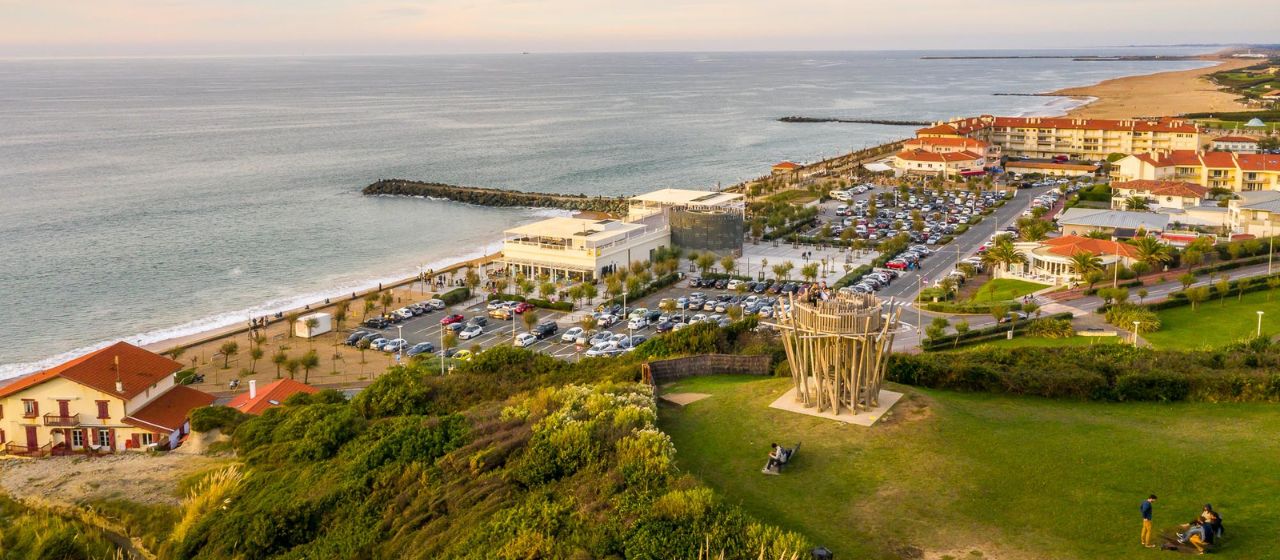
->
(1112, 180), (1210, 199)
(1042, 235), (1141, 259)
(226, 379), (319, 415)
(895, 148), (983, 163)
(0, 342), (182, 399)
(1237, 154), (1280, 172)
(1199, 151), (1238, 168)
(1214, 135), (1258, 143)
(123, 385), (215, 433)
(1162, 150), (1203, 167)
(991, 116), (1199, 133)
(772, 161), (801, 170)
(1132, 153), (1161, 166)
(904, 137), (990, 151)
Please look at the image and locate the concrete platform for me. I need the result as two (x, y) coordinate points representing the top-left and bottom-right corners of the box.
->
(660, 392), (712, 406)
(768, 388), (903, 427)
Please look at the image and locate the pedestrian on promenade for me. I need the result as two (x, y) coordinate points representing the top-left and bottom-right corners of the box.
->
(1141, 494), (1157, 548)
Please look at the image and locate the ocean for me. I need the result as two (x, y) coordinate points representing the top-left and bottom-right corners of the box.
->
(0, 48), (1212, 377)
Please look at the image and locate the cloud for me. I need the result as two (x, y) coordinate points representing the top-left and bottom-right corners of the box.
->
(381, 5), (426, 17)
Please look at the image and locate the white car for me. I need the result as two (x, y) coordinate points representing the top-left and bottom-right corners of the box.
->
(426, 299), (446, 310)
(585, 342), (615, 357)
(459, 325), (484, 340)
(515, 333), (538, 347)
(628, 307), (649, 320)
(726, 279), (742, 291)
(382, 338), (407, 352)
(561, 327), (584, 343)
(393, 308), (414, 320)
(832, 190), (851, 201)
(627, 317), (648, 330)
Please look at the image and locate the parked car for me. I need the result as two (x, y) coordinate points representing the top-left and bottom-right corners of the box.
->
(515, 333), (538, 347)
(628, 316), (648, 330)
(459, 325), (484, 340)
(561, 326), (584, 343)
(369, 337), (390, 351)
(362, 317), (389, 329)
(440, 314), (465, 325)
(489, 307), (513, 320)
(997, 311), (1029, 324)
(532, 322), (558, 339)
(382, 339), (408, 353)
(406, 342), (436, 356)
(468, 316), (488, 327)
(345, 331), (370, 345)
(426, 299), (446, 310)
(513, 302), (534, 314)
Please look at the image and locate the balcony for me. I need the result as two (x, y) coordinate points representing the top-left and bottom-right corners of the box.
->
(43, 413), (80, 427)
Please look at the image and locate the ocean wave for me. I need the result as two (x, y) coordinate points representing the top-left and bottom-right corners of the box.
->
(0, 247), (496, 381)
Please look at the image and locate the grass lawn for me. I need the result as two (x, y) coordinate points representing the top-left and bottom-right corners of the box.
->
(945, 334), (1124, 351)
(1144, 289), (1280, 350)
(967, 278), (1048, 303)
(658, 375), (1280, 560)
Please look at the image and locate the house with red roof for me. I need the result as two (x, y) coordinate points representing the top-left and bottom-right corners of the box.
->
(771, 161), (801, 175)
(1010, 235), (1143, 286)
(1212, 136), (1260, 154)
(892, 148), (985, 177)
(0, 342), (213, 457)
(1112, 150), (1280, 192)
(227, 379), (319, 415)
(1111, 180), (1210, 211)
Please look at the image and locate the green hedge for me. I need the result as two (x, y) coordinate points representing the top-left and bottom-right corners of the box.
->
(439, 287), (471, 305)
(890, 343), (1280, 402)
(922, 300), (1025, 315)
(487, 293), (574, 311)
(833, 265), (873, 289)
(921, 311), (1067, 350)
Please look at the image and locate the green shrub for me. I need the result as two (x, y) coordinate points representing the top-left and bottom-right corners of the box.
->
(189, 405), (250, 434)
(1104, 304), (1161, 333)
(1026, 318), (1075, 339)
(440, 287), (471, 305)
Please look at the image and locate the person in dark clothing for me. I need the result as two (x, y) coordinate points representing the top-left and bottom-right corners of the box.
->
(1140, 495), (1157, 548)
(1201, 504), (1223, 539)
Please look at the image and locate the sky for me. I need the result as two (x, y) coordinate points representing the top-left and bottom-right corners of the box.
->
(1, 0), (1277, 57)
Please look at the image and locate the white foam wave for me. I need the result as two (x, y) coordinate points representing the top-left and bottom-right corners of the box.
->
(0, 247), (495, 381)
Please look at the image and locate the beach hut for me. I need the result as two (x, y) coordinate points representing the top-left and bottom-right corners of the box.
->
(293, 312), (332, 338)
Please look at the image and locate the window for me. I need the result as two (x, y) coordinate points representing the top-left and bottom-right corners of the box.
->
(96, 429), (111, 448)
(22, 399), (37, 418)
(139, 433), (155, 446)
(96, 401), (110, 419)
(71, 430), (83, 447)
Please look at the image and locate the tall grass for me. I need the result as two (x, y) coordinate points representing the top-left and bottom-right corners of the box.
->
(0, 494), (123, 559)
(169, 464), (246, 545)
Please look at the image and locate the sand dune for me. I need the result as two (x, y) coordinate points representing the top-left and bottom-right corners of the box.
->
(1053, 56), (1255, 119)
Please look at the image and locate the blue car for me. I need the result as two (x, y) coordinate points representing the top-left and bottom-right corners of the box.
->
(406, 342), (436, 357)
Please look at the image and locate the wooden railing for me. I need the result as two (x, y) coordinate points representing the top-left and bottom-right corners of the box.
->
(43, 413), (80, 427)
(3, 441), (52, 457)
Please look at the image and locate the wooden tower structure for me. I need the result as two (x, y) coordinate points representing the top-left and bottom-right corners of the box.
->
(774, 291), (902, 416)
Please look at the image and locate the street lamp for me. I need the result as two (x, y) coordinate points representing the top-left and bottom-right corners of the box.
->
(1132, 321), (1140, 347)
(396, 325), (403, 362)
(1258, 310), (1265, 338)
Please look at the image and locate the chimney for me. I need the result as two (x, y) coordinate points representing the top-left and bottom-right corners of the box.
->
(114, 355), (124, 393)
(249, 380), (257, 400)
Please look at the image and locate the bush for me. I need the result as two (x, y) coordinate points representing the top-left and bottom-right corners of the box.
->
(486, 292), (574, 311)
(922, 301), (1024, 315)
(1104, 304), (1161, 333)
(1025, 318), (1074, 338)
(190, 405), (250, 434)
(920, 312), (1067, 350)
(439, 287), (471, 305)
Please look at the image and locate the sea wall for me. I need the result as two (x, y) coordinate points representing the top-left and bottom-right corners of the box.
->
(363, 179), (628, 213)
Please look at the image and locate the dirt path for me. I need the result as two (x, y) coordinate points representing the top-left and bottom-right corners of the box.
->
(0, 453), (228, 507)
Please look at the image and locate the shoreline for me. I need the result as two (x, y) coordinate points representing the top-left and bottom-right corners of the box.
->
(1047, 53), (1255, 119)
(0, 53), (1230, 380)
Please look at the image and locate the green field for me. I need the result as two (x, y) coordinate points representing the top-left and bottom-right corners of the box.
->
(949, 334), (1124, 351)
(658, 375), (1280, 559)
(1145, 289), (1280, 350)
(968, 278), (1048, 302)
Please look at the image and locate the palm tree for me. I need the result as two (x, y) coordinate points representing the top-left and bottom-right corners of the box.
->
(984, 239), (1027, 278)
(580, 314), (598, 334)
(249, 346), (264, 374)
(582, 283), (598, 305)
(362, 292), (378, 317)
(299, 350), (319, 384)
(801, 263), (819, 284)
(379, 291), (394, 315)
(284, 312), (300, 337)
(720, 255), (737, 277)
(1068, 250), (1103, 282)
(695, 253), (716, 277)
(538, 282), (555, 300)
(272, 351), (288, 379)
(332, 301), (350, 332)
(1130, 237), (1172, 271)
(1125, 196), (1149, 211)
(284, 358), (301, 380)
(304, 317), (320, 347)
(522, 309), (540, 334)
(464, 267), (481, 292)
(219, 341), (239, 369)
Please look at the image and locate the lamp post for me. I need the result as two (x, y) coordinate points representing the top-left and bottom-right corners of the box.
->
(1257, 310), (1265, 338)
(396, 325), (403, 362)
(1132, 321), (1140, 347)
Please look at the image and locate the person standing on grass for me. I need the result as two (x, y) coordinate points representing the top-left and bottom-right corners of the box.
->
(1141, 494), (1157, 548)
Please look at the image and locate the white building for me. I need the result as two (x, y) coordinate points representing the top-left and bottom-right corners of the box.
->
(1008, 236), (1141, 286)
(1110, 180), (1210, 211)
(1211, 136), (1260, 154)
(501, 217), (669, 282)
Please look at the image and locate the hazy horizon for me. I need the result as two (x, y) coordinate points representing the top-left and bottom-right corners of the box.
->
(3, 0), (1276, 58)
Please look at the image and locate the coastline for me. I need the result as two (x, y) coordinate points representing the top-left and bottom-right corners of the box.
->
(1049, 54), (1255, 119)
(0, 53), (1232, 381)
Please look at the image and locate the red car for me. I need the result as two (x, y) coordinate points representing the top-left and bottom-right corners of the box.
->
(513, 302), (534, 314)
(439, 314), (465, 325)
(885, 259), (908, 270)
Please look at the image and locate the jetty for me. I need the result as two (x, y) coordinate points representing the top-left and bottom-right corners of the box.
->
(362, 179), (628, 213)
(777, 116), (930, 126)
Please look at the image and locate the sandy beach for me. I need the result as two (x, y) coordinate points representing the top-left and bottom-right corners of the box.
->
(1052, 55), (1255, 119)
